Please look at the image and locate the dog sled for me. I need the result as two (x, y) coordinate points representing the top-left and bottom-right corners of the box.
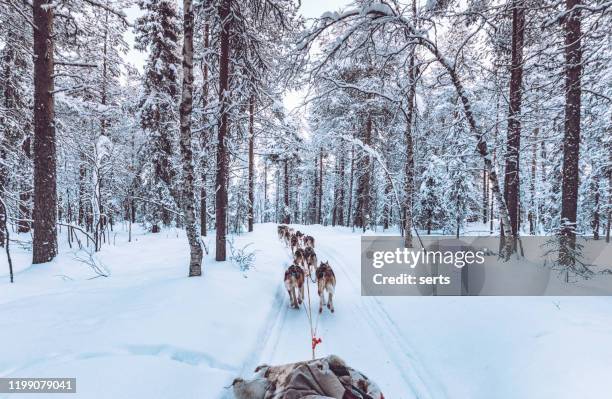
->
(232, 355), (384, 399)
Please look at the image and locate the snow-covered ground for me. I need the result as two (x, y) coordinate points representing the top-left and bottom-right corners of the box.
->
(1, 223), (611, 398)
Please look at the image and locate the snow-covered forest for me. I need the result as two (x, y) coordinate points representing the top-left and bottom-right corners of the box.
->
(1, 0), (611, 273)
(1, 0), (611, 398)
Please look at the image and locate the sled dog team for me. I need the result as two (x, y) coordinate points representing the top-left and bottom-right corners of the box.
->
(278, 224), (336, 314)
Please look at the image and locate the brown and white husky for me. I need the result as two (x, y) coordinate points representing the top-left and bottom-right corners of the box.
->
(303, 246), (317, 277)
(277, 225), (288, 240)
(315, 261), (336, 313)
(303, 235), (315, 248)
(293, 248), (306, 270)
(284, 264), (304, 309)
(290, 234), (300, 254)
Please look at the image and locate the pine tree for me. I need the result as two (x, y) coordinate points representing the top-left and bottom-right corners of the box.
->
(447, 159), (478, 238)
(416, 157), (446, 235)
(135, 0), (182, 229)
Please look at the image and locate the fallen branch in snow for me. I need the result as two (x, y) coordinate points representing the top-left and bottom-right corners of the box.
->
(73, 248), (110, 279)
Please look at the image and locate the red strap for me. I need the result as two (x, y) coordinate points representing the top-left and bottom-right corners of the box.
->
(311, 337), (322, 350)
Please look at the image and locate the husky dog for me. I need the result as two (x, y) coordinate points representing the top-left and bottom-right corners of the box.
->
(283, 229), (292, 246)
(316, 261), (336, 313)
(303, 235), (315, 248)
(295, 230), (304, 245)
(284, 264), (304, 309)
(277, 225), (288, 240)
(303, 246), (317, 276)
(290, 234), (300, 254)
(293, 248), (306, 269)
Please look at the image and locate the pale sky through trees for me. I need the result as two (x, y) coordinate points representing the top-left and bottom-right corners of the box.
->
(121, 0), (350, 112)
(121, 0), (350, 71)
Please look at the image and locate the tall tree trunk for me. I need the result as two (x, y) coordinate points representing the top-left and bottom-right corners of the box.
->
(332, 157), (338, 226)
(490, 148), (497, 234)
(318, 149), (323, 224)
(559, 0), (582, 267)
(200, 13), (210, 237)
(347, 144), (355, 227)
(101, 10), (109, 136)
(383, 180), (390, 230)
(337, 148), (345, 226)
(283, 159), (290, 224)
(180, 0), (203, 276)
(403, 53), (416, 247)
(0, 149), (6, 246)
(201, 173), (207, 236)
(312, 157), (318, 223)
(402, 0), (418, 247)
(32, 0), (58, 264)
(503, 0), (525, 252)
(275, 169), (280, 223)
(17, 138), (32, 233)
(247, 93), (255, 232)
(591, 175), (600, 239)
(97, 12), (110, 235)
(0, 37), (13, 245)
(482, 163), (488, 224)
(18, 196), (31, 233)
(529, 127), (538, 235)
(78, 153), (86, 226)
(354, 116), (372, 231)
(215, 0), (231, 261)
(606, 166), (611, 243)
(263, 159), (268, 222)
(292, 172), (298, 223)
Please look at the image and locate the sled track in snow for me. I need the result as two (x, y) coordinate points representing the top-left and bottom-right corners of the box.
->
(221, 243), (294, 399)
(317, 240), (446, 399)
(224, 229), (445, 399)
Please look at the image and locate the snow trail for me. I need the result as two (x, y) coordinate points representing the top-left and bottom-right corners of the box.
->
(242, 225), (444, 399)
